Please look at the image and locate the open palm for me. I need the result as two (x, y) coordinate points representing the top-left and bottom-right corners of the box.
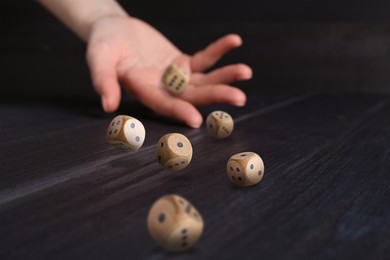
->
(87, 17), (252, 128)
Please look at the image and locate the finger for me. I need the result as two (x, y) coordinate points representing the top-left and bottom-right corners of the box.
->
(182, 84), (247, 107)
(86, 43), (121, 112)
(192, 63), (252, 85)
(121, 74), (203, 128)
(145, 90), (203, 128)
(191, 34), (243, 72)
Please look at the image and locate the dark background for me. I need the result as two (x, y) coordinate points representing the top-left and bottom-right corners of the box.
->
(1, 2), (390, 259)
(2, 0), (390, 100)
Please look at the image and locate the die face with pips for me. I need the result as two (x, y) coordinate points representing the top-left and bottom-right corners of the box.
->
(227, 159), (246, 185)
(106, 116), (123, 139)
(162, 65), (189, 95)
(206, 110), (234, 138)
(157, 133), (193, 171)
(227, 152), (264, 186)
(147, 195), (204, 252)
(106, 115), (146, 151)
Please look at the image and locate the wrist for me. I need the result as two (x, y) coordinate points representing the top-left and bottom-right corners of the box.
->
(38, 0), (129, 42)
(82, 1), (129, 41)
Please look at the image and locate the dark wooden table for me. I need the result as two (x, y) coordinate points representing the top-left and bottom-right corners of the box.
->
(1, 92), (390, 260)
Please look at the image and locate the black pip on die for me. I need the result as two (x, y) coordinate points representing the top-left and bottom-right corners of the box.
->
(206, 111), (234, 138)
(147, 194), (204, 252)
(227, 152), (265, 186)
(106, 115), (146, 151)
(157, 133), (193, 171)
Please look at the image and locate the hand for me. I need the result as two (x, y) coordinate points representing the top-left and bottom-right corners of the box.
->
(86, 16), (252, 128)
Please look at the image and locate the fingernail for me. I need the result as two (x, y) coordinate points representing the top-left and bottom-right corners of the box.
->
(238, 66), (253, 80)
(189, 121), (202, 129)
(188, 117), (202, 129)
(235, 101), (246, 107)
(239, 72), (252, 80)
(244, 70), (253, 79)
(234, 98), (246, 107)
(234, 92), (247, 107)
(101, 96), (109, 112)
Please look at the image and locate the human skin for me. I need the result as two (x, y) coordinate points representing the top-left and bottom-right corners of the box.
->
(37, 0), (252, 128)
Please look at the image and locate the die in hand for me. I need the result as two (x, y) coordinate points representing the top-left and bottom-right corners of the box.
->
(162, 65), (189, 95)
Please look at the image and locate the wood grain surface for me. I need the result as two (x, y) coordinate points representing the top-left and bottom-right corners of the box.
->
(1, 92), (390, 259)
(1, 1), (390, 259)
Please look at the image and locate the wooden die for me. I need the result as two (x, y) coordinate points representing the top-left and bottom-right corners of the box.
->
(227, 152), (264, 186)
(147, 194), (204, 252)
(206, 111), (234, 138)
(156, 133), (193, 171)
(106, 115), (146, 151)
(162, 65), (189, 95)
